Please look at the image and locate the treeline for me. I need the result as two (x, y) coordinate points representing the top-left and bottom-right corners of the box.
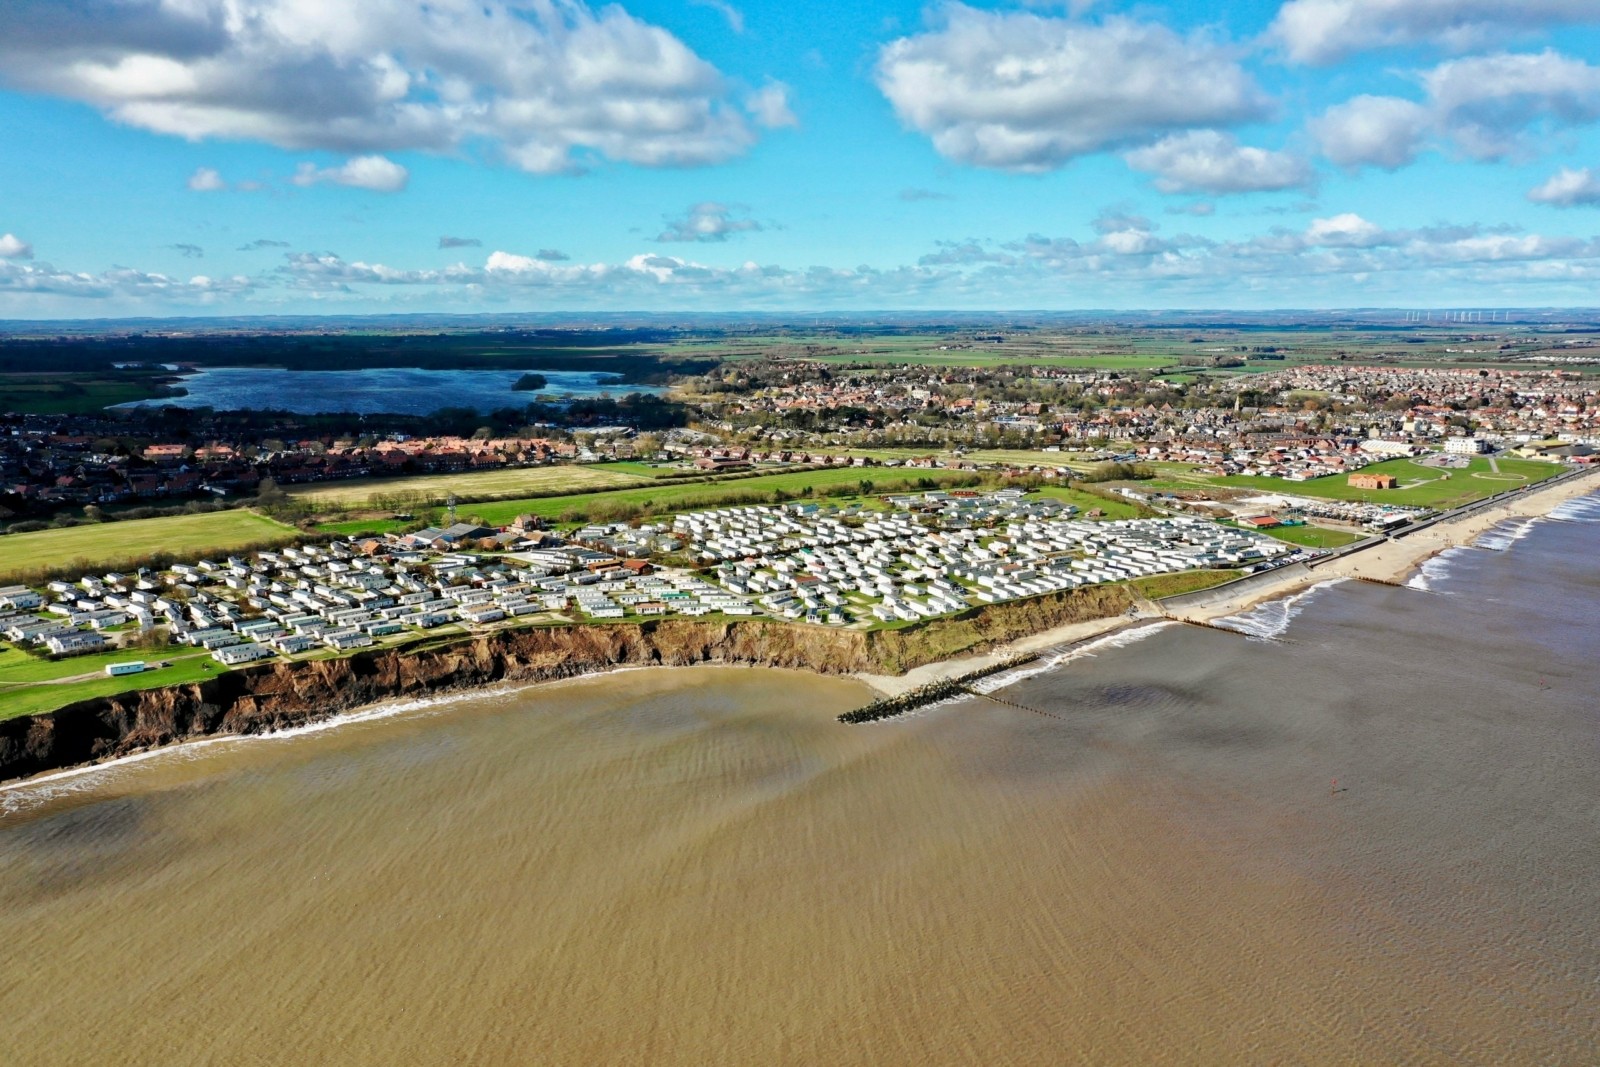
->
(2, 498), (236, 535)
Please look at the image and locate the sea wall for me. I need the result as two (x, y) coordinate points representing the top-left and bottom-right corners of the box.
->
(1157, 562), (1314, 613)
(0, 584), (1135, 783)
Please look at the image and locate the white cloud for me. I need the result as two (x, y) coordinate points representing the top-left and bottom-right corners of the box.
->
(1305, 213), (1388, 247)
(1125, 131), (1312, 194)
(1528, 167), (1600, 207)
(187, 166), (227, 191)
(1310, 95), (1431, 169)
(656, 203), (763, 242)
(1272, 0), (1600, 66)
(0, 233), (33, 260)
(875, 6), (1268, 171)
(1311, 51), (1600, 169)
(0, 0), (768, 175)
(292, 155), (409, 193)
(746, 81), (797, 129)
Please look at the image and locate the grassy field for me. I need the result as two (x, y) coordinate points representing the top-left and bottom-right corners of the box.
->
(0, 372), (176, 415)
(286, 463), (650, 507)
(1034, 485), (1149, 520)
(0, 654), (220, 721)
(0, 644), (209, 687)
(1256, 525), (1365, 549)
(462, 466), (979, 526)
(843, 447), (1095, 470)
(1214, 456), (1563, 509)
(0, 511), (298, 581)
(314, 517), (413, 537)
(1129, 569), (1244, 599)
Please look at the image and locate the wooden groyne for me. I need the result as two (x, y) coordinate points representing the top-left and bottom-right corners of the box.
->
(838, 653), (1041, 724)
(1167, 617), (1260, 637)
(1354, 576), (1407, 588)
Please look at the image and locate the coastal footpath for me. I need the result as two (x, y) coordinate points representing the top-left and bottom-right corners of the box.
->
(0, 585), (1136, 783)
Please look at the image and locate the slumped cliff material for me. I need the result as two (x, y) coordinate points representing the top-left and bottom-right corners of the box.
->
(0, 585), (1135, 782)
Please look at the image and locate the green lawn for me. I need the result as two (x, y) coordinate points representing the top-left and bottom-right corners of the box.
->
(1129, 569), (1244, 599)
(1256, 525), (1364, 549)
(0, 510), (298, 581)
(0, 655), (223, 721)
(1213, 456), (1563, 510)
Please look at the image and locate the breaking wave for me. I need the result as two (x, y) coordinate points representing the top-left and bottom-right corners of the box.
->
(970, 622), (1177, 694)
(1210, 578), (1349, 641)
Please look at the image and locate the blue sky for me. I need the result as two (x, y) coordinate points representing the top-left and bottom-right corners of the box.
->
(2, 0), (1600, 316)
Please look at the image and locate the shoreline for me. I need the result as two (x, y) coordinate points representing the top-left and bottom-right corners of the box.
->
(4, 469), (1596, 787)
(852, 466), (1600, 697)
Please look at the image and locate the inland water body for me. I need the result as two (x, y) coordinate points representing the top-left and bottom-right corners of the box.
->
(2, 499), (1599, 1064)
(113, 366), (659, 415)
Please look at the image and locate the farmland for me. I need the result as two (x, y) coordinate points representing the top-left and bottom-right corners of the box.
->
(286, 463), (653, 507)
(0, 510), (298, 582)
(457, 466), (983, 526)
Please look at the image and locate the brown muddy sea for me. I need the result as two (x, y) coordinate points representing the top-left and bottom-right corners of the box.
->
(3, 497), (1599, 1064)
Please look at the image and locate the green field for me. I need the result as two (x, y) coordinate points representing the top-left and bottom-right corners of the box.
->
(1034, 485), (1149, 520)
(287, 463), (650, 507)
(0, 372), (176, 415)
(1214, 456), (1563, 509)
(0, 510), (298, 581)
(1256, 525), (1365, 549)
(460, 466), (980, 526)
(314, 518), (413, 537)
(843, 447), (1095, 471)
(0, 654), (220, 721)
(1129, 569), (1244, 599)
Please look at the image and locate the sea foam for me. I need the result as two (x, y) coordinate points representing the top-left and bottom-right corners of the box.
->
(968, 622), (1177, 694)
(1210, 578), (1349, 640)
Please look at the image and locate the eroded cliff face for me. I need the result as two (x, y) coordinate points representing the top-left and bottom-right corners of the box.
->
(0, 586), (1134, 783)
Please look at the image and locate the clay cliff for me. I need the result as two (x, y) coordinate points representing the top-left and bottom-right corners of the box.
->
(0, 584), (1135, 782)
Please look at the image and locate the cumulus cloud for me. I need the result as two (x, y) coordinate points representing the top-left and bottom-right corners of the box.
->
(187, 166), (227, 191)
(438, 235), (483, 249)
(238, 238), (290, 251)
(1309, 95), (1431, 170)
(1312, 51), (1600, 169)
(1305, 213), (1388, 247)
(746, 81), (797, 129)
(1272, 0), (1600, 66)
(0, 233), (34, 260)
(292, 155), (409, 192)
(536, 249), (571, 261)
(13, 213), (1600, 312)
(0, 0), (771, 175)
(170, 242), (204, 258)
(1125, 131), (1313, 194)
(656, 202), (763, 242)
(1528, 167), (1600, 207)
(875, 6), (1268, 171)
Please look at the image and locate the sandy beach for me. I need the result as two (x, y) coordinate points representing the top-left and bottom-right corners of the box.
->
(855, 466), (1600, 696)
